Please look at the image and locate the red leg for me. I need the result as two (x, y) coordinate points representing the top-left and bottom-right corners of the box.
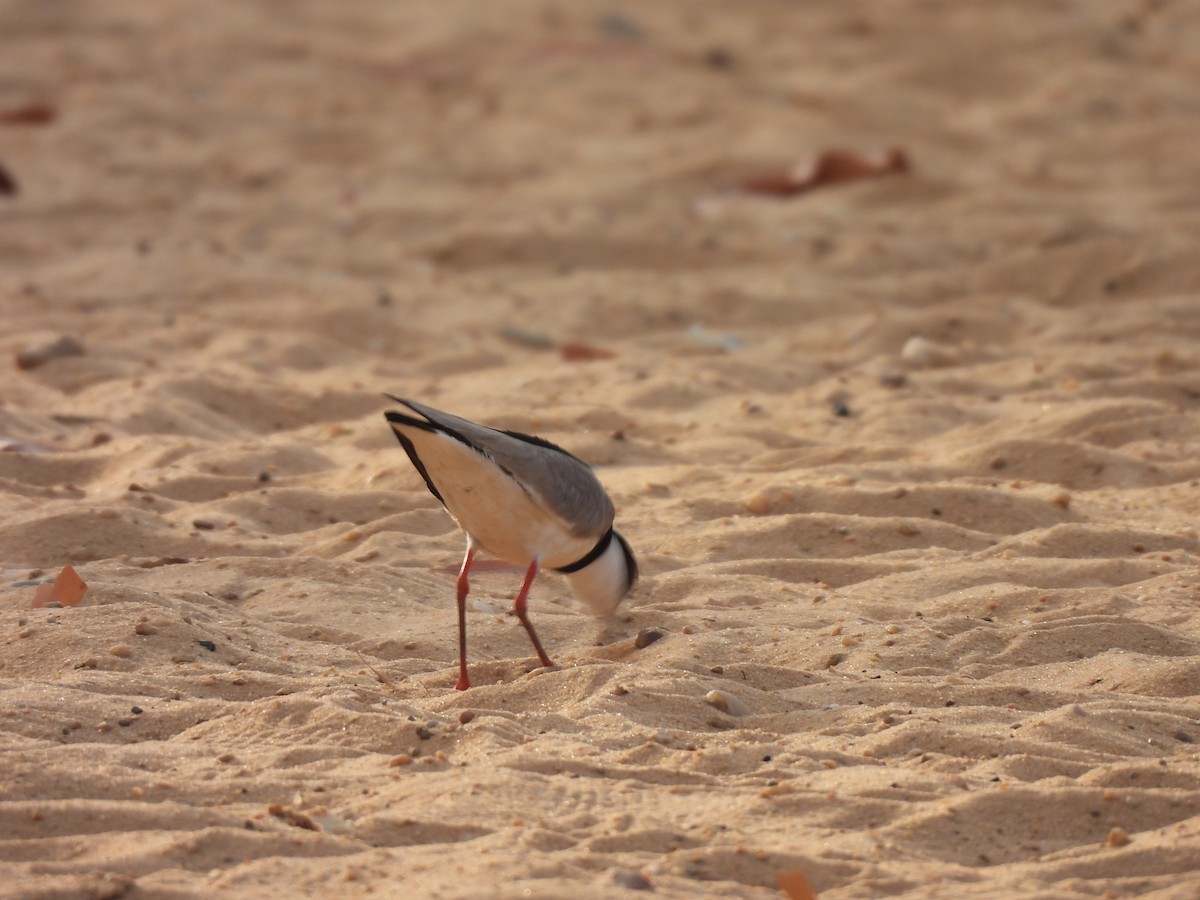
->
(513, 560), (553, 669)
(454, 545), (476, 691)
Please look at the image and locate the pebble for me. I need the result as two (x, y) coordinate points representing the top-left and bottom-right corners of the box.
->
(134, 622), (158, 636)
(1106, 827), (1130, 848)
(108, 645), (132, 658)
(634, 628), (664, 649)
(745, 492), (772, 515)
(704, 689), (751, 716)
(900, 335), (961, 367)
(15, 335), (85, 370)
(611, 869), (653, 891)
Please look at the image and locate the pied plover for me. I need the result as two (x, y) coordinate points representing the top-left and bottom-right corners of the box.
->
(384, 396), (637, 689)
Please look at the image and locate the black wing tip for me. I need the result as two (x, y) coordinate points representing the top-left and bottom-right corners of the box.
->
(383, 396), (446, 505)
(383, 395), (442, 433)
(384, 409), (435, 431)
(386, 422), (446, 506)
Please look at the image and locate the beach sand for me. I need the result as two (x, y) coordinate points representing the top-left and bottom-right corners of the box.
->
(3, 1), (1200, 897)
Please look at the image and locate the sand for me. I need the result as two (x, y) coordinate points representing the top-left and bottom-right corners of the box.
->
(3, 1), (1200, 897)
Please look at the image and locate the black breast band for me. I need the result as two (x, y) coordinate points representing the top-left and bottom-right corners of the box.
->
(553, 527), (614, 574)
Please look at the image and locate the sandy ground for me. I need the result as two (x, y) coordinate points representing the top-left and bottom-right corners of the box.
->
(4, 1), (1200, 897)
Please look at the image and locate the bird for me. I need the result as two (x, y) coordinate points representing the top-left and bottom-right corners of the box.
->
(383, 396), (637, 690)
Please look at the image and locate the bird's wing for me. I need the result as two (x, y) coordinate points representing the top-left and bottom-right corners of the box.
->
(385, 396), (614, 538)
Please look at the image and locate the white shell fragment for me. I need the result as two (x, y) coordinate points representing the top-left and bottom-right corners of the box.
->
(704, 689), (751, 717)
(900, 335), (961, 367)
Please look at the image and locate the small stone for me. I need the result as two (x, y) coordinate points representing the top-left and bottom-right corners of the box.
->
(704, 689), (751, 717)
(703, 47), (734, 70)
(197, 640), (216, 652)
(16, 335), (85, 370)
(134, 622), (158, 636)
(458, 711), (475, 725)
(117, 717), (134, 727)
(217, 752), (236, 763)
(388, 754), (413, 767)
(415, 726), (434, 740)
(1106, 827), (1130, 847)
(192, 519), (216, 530)
(900, 335), (960, 367)
(634, 628), (664, 649)
(108, 645), (132, 658)
(745, 492), (772, 515)
(611, 869), (653, 891)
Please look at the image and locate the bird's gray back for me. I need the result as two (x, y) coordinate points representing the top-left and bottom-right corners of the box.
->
(402, 400), (615, 538)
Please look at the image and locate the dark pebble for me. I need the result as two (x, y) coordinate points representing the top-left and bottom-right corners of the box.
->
(0, 161), (16, 195)
(635, 628), (664, 649)
(16, 335), (85, 370)
(197, 640), (216, 652)
(131, 706), (143, 715)
(703, 47), (734, 70)
(415, 726), (434, 740)
(611, 869), (653, 891)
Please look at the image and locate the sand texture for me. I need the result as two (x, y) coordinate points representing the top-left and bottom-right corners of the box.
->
(4, 1), (1200, 897)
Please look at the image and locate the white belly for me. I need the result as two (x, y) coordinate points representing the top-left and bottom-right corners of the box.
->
(409, 428), (597, 567)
